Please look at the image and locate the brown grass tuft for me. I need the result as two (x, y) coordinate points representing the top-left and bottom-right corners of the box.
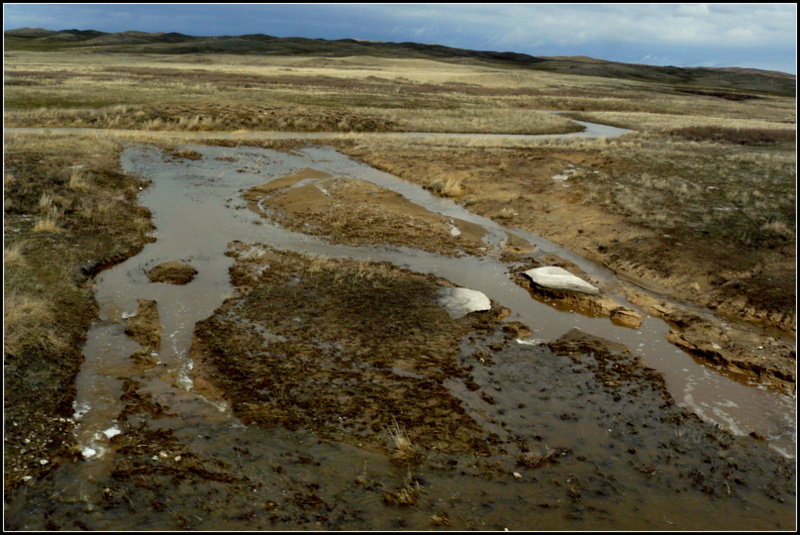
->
(427, 176), (466, 198)
(32, 217), (63, 233)
(3, 290), (64, 355)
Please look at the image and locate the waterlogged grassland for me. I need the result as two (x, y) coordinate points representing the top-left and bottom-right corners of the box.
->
(2, 46), (796, 530)
(4, 133), (154, 488)
(334, 124), (796, 334)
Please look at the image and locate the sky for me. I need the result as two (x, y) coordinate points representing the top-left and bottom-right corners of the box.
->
(4, 3), (797, 74)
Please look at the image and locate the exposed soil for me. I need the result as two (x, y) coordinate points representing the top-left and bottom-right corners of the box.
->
(146, 261), (198, 285)
(123, 298), (162, 351)
(243, 169), (488, 257)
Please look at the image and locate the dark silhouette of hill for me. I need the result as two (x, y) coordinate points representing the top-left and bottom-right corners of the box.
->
(4, 28), (795, 96)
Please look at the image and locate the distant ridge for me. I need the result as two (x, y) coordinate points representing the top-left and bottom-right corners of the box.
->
(4, 28), (795, 96)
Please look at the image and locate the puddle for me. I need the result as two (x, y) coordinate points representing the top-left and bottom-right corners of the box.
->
(7, 124), (794, 530)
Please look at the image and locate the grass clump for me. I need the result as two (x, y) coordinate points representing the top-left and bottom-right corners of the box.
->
(31, 217), (64, 233)
(382, 472), (424, 506)
(387, 417), (424, 466)
(427, 176), (466, 198)
(3, 290), (63, 356)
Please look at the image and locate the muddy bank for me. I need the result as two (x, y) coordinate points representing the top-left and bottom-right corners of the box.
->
(243, 169), (488, 257)
(333, 141), (796, 390)
(4, 134), (154, 490)
(509, 254), (643, 329)
(145, 260), (198, 284)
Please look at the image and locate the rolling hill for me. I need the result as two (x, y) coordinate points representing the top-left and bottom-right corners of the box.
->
(4, 27), (796, 96)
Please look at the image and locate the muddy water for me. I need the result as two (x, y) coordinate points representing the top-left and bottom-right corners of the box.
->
(88, 142), (793, 455)
(8, 137), (795, 530)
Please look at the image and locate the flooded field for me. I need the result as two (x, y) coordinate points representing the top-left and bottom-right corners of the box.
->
(4, 139), (795, 530)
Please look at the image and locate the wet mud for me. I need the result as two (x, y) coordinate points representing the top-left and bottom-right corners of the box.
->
(145, 261), (198, 285)
(8, 246), (795, 531)
(243, 170), (488, 257)
(4, 139), (795, 531)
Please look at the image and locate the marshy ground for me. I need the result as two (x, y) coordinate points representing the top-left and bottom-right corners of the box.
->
(3, 47), (796, 530)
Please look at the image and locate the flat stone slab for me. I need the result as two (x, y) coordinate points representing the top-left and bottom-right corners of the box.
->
(522, 266), (600, 295)
(438, 287), (491, 318)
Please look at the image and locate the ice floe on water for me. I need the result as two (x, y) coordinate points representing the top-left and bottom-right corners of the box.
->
(523, 266), (600, 295)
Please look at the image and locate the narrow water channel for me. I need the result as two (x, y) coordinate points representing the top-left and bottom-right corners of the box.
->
(66, 139), (795, 475)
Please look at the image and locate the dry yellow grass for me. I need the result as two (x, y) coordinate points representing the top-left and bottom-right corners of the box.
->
(4, 241), (27, 269)
(31, 217), (63, 233)
(68, 168), (91, 192)
(3, 290), (64, 355)
(9, 49), (791, 136)
(427, 176), (466, 198)
(388, 417), (413, 453)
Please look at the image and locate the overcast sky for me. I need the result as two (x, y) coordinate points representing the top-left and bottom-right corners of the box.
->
(4, 3), (797, 74)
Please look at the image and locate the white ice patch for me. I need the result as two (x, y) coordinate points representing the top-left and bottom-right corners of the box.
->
(315, 183), (333, 197)
(552, 167), (578, 181)
(438, 287), (491, 319)
(102, 426), (122, 439)
(177, 359), (194, 391)
(448, 224), (462, 237)
(241, 245), (267, 260)
(72, 401), (91, 420)
(522, 266), (600, 295)
(516, 338), (545, 346)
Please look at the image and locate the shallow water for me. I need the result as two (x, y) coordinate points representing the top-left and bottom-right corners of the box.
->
(64, 142), (795, 471)
(7, 123), (795, 530)
(5, 118), (629, 142)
